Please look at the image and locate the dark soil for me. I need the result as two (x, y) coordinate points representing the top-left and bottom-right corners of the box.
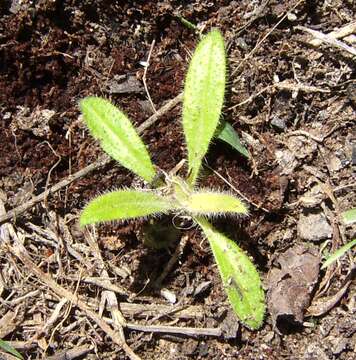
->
(0, 1), (355, 359)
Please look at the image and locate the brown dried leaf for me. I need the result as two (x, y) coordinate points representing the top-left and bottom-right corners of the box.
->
(267, 244), (320, 333)
(308, 279), (352, 317)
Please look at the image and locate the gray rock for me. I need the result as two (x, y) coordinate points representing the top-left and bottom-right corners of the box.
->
(328, 154), (343, 172)
(299, 184), (326, 208)
(297, 212), (333, 241)
(271, 116), (287, 131)
(106, 75), (143, 94)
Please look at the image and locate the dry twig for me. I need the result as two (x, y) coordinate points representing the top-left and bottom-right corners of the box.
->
(125, 322), (222, 337)
(296, 25), (356, 56)
(84, 227), (127, 338)
(154, 235), (189, 288)
(45, 345), (94, 360)
(10, 240), (141, 360)
(228, 80), (330, 110)
(142, 40), (157, 113)
(309, 20), (356, 47)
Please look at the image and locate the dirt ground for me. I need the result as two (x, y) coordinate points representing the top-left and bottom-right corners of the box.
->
(0, 0), (355, 359)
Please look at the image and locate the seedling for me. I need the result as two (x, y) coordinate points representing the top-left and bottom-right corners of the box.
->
(79, 30), (265, 329)
(321, 238), (356, 269)
(321, 207), (356, 269)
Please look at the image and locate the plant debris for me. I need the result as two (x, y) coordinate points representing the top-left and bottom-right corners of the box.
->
(267, 244), (321, 333)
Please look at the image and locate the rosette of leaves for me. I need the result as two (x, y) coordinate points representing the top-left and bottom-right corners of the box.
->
(79, 30), (265, 329)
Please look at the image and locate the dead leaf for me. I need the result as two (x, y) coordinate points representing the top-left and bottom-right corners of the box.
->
(308, 273), (354, 317)
(267, 244), (320, 333)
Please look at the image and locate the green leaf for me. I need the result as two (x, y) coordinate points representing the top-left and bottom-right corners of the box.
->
(182, 30), (226, 185)
(341, 208), (356, 225)
(80, 190), (175, 226)
(216, 121), (250, 158)
(176, 15), (197, 31)
(0, 339), (23, 359)
(321, 238), (356, 269)
(183, 190), (248, 217)
(195, 217), (265, 329)
(80, 97), (156, 183)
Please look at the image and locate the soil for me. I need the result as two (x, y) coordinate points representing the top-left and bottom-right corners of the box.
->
(0, 1), (355, 359)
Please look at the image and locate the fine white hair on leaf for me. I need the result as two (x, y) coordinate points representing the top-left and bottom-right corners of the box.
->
(80, 188), (176, 226)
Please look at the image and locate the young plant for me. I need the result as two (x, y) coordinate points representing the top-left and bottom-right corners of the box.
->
(79, 30), (265, 329)
(321, 207), (356, 269)
(321, 238), (356, 269)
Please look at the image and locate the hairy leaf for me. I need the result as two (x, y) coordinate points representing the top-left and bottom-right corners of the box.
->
(80, 97), (156, 183)
(183, 190), (248, 217)
(196, 217), (265, 329)
(183, 30), (226, 185)
(80, 190), (175, 226)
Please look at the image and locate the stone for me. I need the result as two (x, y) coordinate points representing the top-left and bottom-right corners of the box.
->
(299, 184), (326, 208)
(271, 116), (287, 131)
(297, 212), (333, 241)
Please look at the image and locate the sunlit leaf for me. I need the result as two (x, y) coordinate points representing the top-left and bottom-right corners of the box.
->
(321, 238), (356, 269)
(182, 30), (226, 185)
(80, 97), (156, 183)
(196, 217), (265, 329)
(183, 190), (248, 217)
(80, 190), (175, 226)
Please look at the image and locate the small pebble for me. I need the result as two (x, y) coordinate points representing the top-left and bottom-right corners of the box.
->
(287, 12), (297, 21)
(271, 116), (287, 131)
(160, 288), (177, 304)
(297, 212), (333, 242)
